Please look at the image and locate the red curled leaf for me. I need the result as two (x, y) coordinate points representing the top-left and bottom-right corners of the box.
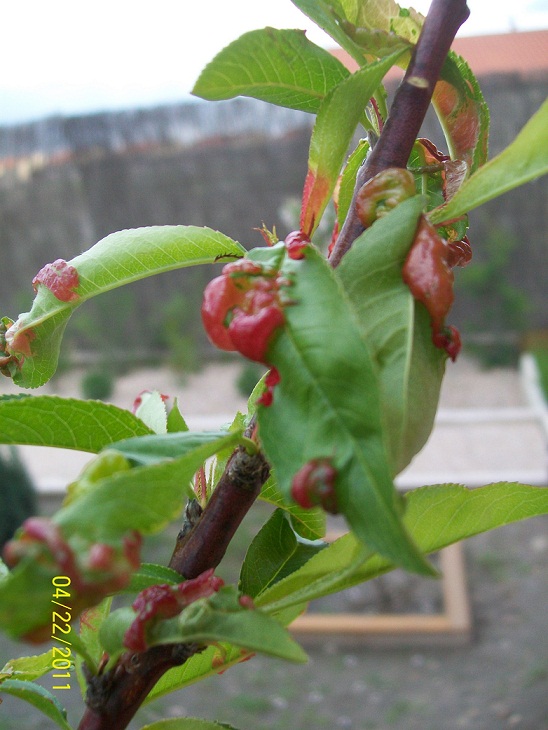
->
(291, 458), (338, 514)
(124, 569), (224, 652)
(228, 306), (285, 365)
(258, 366), (281, 407)
(32, 259), (80, 302)
(356, 168), (416, 228)
(300, 169), (331, 238)
(201, 257), (286, 364)
(402, 216), (461, 360)
(284, 230), (311, 260)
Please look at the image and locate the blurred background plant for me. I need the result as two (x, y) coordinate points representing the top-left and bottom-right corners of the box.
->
(0, 447), (37, 551)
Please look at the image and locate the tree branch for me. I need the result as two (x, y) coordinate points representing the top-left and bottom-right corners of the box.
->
(329, 0), (470, 267)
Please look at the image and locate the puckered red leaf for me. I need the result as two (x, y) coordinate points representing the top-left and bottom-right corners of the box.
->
(430, 97), (548, 224)
(100, 586), (307, 664)
(337, 196), (446, 474)
(0, 395), (152, 453)
(433, 51), (489, 173)
(2, 226), (244, 389)
(258, 243), (431, 575)
(193, 28), (349, 113)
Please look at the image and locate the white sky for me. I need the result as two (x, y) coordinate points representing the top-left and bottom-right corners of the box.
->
(1, 0), (547, 125)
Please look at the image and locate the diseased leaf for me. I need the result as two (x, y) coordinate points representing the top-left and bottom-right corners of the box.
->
(193, 28), (349, 113)
(337, 196), (446, 474)
(433, 51), (489, 173)
(2, 226), (244, 389)
(301, 49), (406, 236)
(101, 587), (307, 664)
(134, 391), (169, 435)
(258, 244), (431, 574)
(431, 98), (548, 224)
(0, 395), (152, 453)
(0, 679), (73, 730)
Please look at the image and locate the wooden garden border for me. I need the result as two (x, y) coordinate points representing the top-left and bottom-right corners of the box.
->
(290, 541), (472, 646)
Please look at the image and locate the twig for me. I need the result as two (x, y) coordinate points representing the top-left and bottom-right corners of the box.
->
(329, 0), (470, 267)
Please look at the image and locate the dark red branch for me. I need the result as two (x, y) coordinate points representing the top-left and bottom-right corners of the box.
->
(329, 0), (470, 267)
(169, 445), (269, 577)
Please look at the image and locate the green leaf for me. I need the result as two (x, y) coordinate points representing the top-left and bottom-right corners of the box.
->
(337, 196), (446, 474)
(57, 431), (244, 539)
(289, 0), (369, 67)
(101, 587), (307, 664)
(0, 679), (73, 730)
(127, 563), (182, 592)
(336, 138), (369, 230)
(301, 50), (405, 236)
(259, 476), (326, 541)
(166, 399), (189, 433)
(0, 395), (152, 452)
(256, 532), (372, 613)
(258, 244), (431, 574)
(134, 391), (169, 434)
(0, 652), (54, 683)
(261, 482), (548, 610)
(3, 226), (245, 389)
(193, 28), (349, 113)
(0, 556), (66, 638)
(140, 719), (239, 730)
(240, 509), (327, 598)
(145, 643), (252, 703)
(108, 430), (242, 466)
(431, 98), (548, 224)
(78, 598), (113, 673)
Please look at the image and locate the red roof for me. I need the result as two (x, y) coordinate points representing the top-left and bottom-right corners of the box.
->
(331, 29), (548, 80)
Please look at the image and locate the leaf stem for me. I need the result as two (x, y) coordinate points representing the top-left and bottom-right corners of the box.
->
(329, 0), (470, 267)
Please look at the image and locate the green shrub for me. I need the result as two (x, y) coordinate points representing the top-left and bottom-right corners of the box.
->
(0, 447), (37, 549)
(81, 368), (115, 400)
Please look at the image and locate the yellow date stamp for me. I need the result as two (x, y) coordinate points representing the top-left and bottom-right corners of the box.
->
(50, 576), (73, 690)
